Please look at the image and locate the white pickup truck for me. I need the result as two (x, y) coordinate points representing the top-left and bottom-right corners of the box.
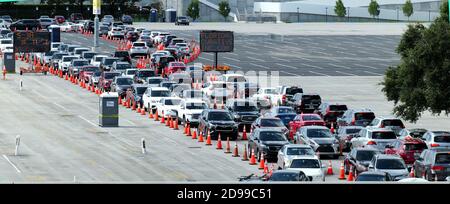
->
(175, 99), (209, 126)
(142, 87), (171, 113)
(155, 97), (182, 119)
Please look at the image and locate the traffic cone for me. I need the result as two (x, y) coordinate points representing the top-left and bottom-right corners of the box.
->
(205, 130), (212, 145)
(191, 129), (197, 140)
(160, 112), (165, 124)
(186, 124), (191, 137)
(169, 117), (174, 128)
(216, 133), (223, 150)
(174, 119), (179, 130)
(154, 109), (159, 121)
(242, 126), (248, 140)
(198, 131), (204, 142)
(249, 149), (257, 165)
(224, 137), (231, 153)
(263, 162), (269, 174)
(338, 161), (346, 180)
(149, 109), (153, 119)
(258, 153), (265, 170)
(327, 160), (334, 175)
(330, 122), (335, 134)
(132, 101), (136, 111)
(409, 166), (415, 178)
(232, 141), (239, 157)
(184, 123), (188, 135)
(347, 166), (354, 181)
(241, 146), (248, 161)
(126, 99), (131, 108)
(141, 107), (146, 115)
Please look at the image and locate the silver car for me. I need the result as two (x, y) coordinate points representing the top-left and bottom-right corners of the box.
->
(366, 116), (405, 136)
(351, 127), (398, 151)
(129, 41), (150, 57)
(277, 144), (316, 169)
(368, 154), (409, 181)
(295, 126), (340, 159)
(422, 131), (450, 150)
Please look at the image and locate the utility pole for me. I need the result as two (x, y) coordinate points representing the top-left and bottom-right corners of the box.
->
(93, 0), (101, 51)
(297, 7), (300, 23)
(325, 7), (328, 22)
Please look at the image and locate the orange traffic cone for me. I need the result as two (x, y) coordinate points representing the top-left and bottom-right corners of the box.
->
(330, 122), (335, 134)
(149, 109), (153, 119)
(241, 146), (248, 161)
(140, 107), (146, 116)
(232, 142), (239, 157)
(174, 119), (179, 130)
(132, 101), (136, 111)
(327, 160), (334, 175)
(409, 166), (415, 178)
(154, 109), (159, 121)
(192, 129), (197, 140)
(183, 123), (188, 135)
(258, 153), (265, 170)
(263, 162), (269, 174)
(118, 97), (122, 105)
(224, 137), (231, 153)
(216, 133), (223, 150)
(160, 113), (165, 124)
(186, 124), (191, 137)
(166, 116), (170, 126)
(198, 131), (204, 142)
(249, 149), (257, 165)
(169, 117), (174, 128)
(338, 161), (346, 180)
(205, 130), (212, 145)
(242, 126), (248, 140)
(347, 166), (355, 181)
(136, 104), (141, 113)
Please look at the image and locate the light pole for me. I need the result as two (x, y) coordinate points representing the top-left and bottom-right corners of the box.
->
(66, 7), (69, 19)
(36, 7), (39, 19)
(118, 7), (121, 19)
(347, 7), (350, 22)
(297, 7), (300, 23)
(325, 7), (328, 22)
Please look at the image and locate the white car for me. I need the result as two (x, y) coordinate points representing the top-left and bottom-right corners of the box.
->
(175, 99), (208, 125)
(59, 22), (75, 32)
(108, 27), (125, 39)
(129, 41), (150, 57)
(201, 81), (233, 98)
(155, 97), (182, 119)
(285, 156), (326, 182)
(124, 68), (137, 78)
(0, 38), (12, 53)
(73, 47), (91, 58)
(153, 32), (170, 44)
(251, 87), (279, 107)
(59, 56), (79, 72)
(50, 42), (62, 52)
(142, 87), (171, 112)
(91, 55), (108, 67)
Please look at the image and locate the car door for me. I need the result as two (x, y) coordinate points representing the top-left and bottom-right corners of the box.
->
(352, 129), (366, 148)
(277, 146), (286, 168)
(142, 89), (151, 109)
(414, 150), (428, 177)
(198, 111), (208, 134)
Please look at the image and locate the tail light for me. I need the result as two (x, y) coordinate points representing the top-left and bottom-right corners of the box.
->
(282, 95), (286, 103)
(351, 117), (355, 125)
(380, 123), (385, 128)
(430, 143), (440, 147)
(431, 165), (444, 171)
(367, 141), (377, 145)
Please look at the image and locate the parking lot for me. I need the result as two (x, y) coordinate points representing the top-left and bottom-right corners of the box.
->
(0, 22), (448, 183)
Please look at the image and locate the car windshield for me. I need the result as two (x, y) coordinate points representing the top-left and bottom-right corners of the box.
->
(356, 151), (377, 161)
(151, 90), (170, 97)
(330, 105), (348, 111)
(148, 78), (163, 84)
(136, 87), (147, 95)
(264, 89), (277, 94)
(134, 43), (146, 47)
(434, 135), (450, 143)
(114, 52), (129, 57)
(164, 99), (181, 105)
(269, 172), (301, 181)
(356, 175), (386, 181)
(404, 143), (427, 151)
(104, 73), (121, 80)
(208, 112), (233, 121)
(259, 131), (286, 141)
(277, 107), (295, 114)
(234, 103), (258, 112)
(138, 71), (154, 78)
(104, 59), (117, 65)
(95, 57), (105, 62)
(435, 153), (450, 164)
(290, 159), (320, 168)
(260, 119), (284, 127)
(306, 129), (332, 138)
(186, 103), (208, 109)
(0, 40), (11, 44)
(83, 53), (96, 59)
(371, 131), (397, 139)
(355, 112), (375, 121)
(382, 119), (404, 127)
(302, 115), (322, 121)
(63, 57), (77, 62)
(376, 159), (405, 170)
(73, 61), (88, 66)
(286, 147), (315, 156)
(115, 63), (131, 70)
(346, 128), (362, 134)
(126, 70), (137, 75)
(116, 78), (133, 85)
(286, 87), (303, 95)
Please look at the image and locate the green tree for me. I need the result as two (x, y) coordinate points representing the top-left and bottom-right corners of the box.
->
(403, 0), (414, 21)
(334, 0), (346, 17)
(368, 0), (380, 19)
(381, 1), (450, 122)
(218, 0), (231, 21)
(187, 0), (200, 21)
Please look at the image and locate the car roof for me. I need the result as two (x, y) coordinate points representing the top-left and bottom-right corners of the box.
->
(150, 87), (169, 91)
(207, 109), (229, 113)
(302, 125), (329, 130)
(375, 116), (401, 120)
(366, 127), (395, 132)
(132, 84), (147, 88)
(358, 171), (387, 176)
(291, 156), (320, 160)
(341, 126), (363, 129)
(284, 144), (313, 148)
(375, 154), (402, 160)
(349, 108), (373, 113)
(115, 61), (130, 64)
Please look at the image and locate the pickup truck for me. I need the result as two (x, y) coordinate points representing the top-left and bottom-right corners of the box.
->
(175, 99), (208, 126)
(142, 87), (171, 113)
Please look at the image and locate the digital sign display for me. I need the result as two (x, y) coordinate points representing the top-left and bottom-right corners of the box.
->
(13, 31), (51, 53)
(200, 30), (234, 52)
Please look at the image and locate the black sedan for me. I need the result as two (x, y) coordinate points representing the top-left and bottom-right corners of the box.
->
(248, 129), (290, 162)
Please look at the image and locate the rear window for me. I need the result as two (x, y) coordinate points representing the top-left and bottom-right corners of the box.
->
(290, 159), (320, 168)
(435, 153), (450, 164)
(151, 90), (170, 97)
(286, 87), (303, 95)
(104, 72), (121, 79)
(371, 131), (397, 139)
(104, 58), (117, 65)
(133, 43), (146, 47)
(302, 115), (322, 121)
(330, 105), (348, 111)
(286, 147), (315, 156)
(355, 112), (375, 120)
(73, 61), (88, 66)
(83, 53), (96, 59)
(405, 143), (427, 151)
(356, 151), (377, 161)
(95, 56), (105, 62)
(259, 131), (287, 142)
(138, 71), (155, 78)
(115, 63), (131, 70)
(306, 129), (332, 138)
(434, 135), (450, 143)
(114, 52), (129, 57)
(63, 57), (77, 62)
(148, 78), (163, 84)
(376, 159), (405, 170)
(1, 40), (12, 44)
(302, 95), (321, 101)
(126, 70), (137, 75)
(346, 128), (362, 134)
(260, 119), (285, 127)
(382, 119), (404, 127)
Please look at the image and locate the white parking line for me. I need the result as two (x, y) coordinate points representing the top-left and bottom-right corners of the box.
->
(309, 71), (329, 76)
(271, 56), (290, 62)
(3, 155), (21, 173)
(276, 63), (298, 70)
(335, 71), (357, 76)
(250, 63), (270, 70)
(363, 71), (383, 76)
(226, 52), (239, 56)
(328, 63), (350, 70)
(240, 44), (258, 50)
(198, 56), (213, 62)
(354, 63), (378, 70)
(78, 115), (98, 127)
(246, 56), (265, 62)
(223, 56), (240, 62)
(53, 102), (71, 112)
(280, 71), (298, 76)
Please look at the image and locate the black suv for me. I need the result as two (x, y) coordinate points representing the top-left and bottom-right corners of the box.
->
(314, 102), (348, 127)
(248, 129), (289, 162)
(198, 109), (239, 140)
(10, 19), (41, 31)
(113, 50), (132, 64)
(288, 93), (322, 113)
(226, 99), (260, 131)
(133, 69), (155, 84)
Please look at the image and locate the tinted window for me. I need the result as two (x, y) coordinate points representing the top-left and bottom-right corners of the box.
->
(186, 103), (208, 110)
(73, 61), (88, 66)
(95, 57), (105, 62)
(126, 70), (137, 75)
(302, 95), (321, 101)
(356, 151), (377, 161)
(371, 131), (397, 139)
(290, 159), (320, 168)
(356, 175), (386, 181)
(286, 87), (303, 95)
(83, 53), (96, 59)
(269, 172), (301, 181)
(114, 52), (129, 57)
(116, 78), (133, 85)
(435, 153), (450, 164)
(259, 132), (286, 141)
(346, 128), (362, 134)
(104, 59), (117, 65)
(260, 119), (285, 127)
(277, 107), (295, 114)
(151, 90), (170, 97)
(133, 43), (146, 47)
(115, 63), (131, 70)
(434, 135), (450, 143)
(382, 119), (404, 127)
(404, 143), (427, 151)
(45, 51), (56, 56)
(136, 87), (147, 95)
(104, 73), (121, 79)
(376, 159), (405, 169)
(1, 40), (12, 44)
(138, 71), (154, 78)
(355, 112), (375, 120)
(164, 99), (181, 105)
(148, 78), (164, 84)
(306, 129), (332, 138)
(302, 115), (322, 121)
(286, 147), (315, 156)
(63, 57), (77, 62)
(264, 89), (277, 94)
(208, 112), (233, 121)
(234, 103), (258, 112)
(330, 105), (348, 111)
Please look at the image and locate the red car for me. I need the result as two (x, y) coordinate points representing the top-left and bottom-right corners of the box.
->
(288, 113), (326, 140)
(54, 16), (66, 24)
(78, 66), (99, 83)
(384, 137), (428, 168)
(164, 62), (186, 75)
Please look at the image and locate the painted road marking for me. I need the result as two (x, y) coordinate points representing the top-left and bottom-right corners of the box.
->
(3, 155), (21, 173)
(250, 63), (270, 70)
(309, 71), (329, 76)
(78, 115), (98, 127)
(354, 63), (378, 70)
(246, 56), (265, 62)
(276, 63), (298, 70)
(223, 56), (240, 62)
(363, 71), (383, 76)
